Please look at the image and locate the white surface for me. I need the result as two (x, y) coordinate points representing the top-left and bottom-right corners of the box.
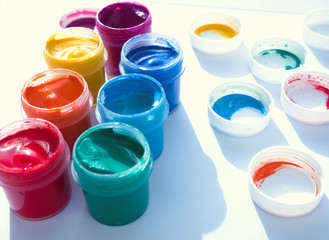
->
(1, 0), (329, 240)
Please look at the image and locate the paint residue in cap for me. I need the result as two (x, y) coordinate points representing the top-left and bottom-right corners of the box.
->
(194, 23), (237, 40)
(255, 49), (301, 70)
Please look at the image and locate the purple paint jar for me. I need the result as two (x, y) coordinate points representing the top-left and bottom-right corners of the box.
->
(96, 2), (152, 76)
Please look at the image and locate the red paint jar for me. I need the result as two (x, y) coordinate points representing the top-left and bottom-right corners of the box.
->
(21, 69), (93, 151)
(0, 118), (71, 220)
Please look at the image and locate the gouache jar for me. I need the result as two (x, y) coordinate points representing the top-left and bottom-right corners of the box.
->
(72, 122), (153, 225)
(95, 73), (169, 159)
(59, 8), (98, 29)
(96, 2), (152, 76)
(120, 33), (184, 113)
(43, 27), (106, 102)
(21, 69), (93, 150)
(0, 118), (71, 220)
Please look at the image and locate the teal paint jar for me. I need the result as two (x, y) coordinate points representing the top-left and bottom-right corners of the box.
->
(71, 122), (153, 225)
(95, 73), (169, 159)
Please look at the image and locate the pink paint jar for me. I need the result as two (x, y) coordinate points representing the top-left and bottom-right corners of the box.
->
(96, 2), (152, 76)
(0, 118), (71, 220)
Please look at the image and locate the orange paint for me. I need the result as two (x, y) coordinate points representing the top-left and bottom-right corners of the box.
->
(253, 161), (302, 188)
(24, 74), (83, 108)
(194, 23), (237, 39)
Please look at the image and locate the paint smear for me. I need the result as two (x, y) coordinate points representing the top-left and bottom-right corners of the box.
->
(212, 94), (266, 122)
(194, 23), (237, 40)
(76, 128), (144, 174)
(0, 128), (58, 172)
(253, 160), (318, 204)
(255, 49), (301, 70)
(288, 84), (329, 110)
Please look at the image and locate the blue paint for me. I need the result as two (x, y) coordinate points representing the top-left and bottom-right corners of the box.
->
(95, 73), (169, 159)
(212, 94), (266, 120)
(120, 33), (185, 113)
(255, 49), (301, 70)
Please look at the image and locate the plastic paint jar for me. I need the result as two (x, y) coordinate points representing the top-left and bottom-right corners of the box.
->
(95, 73), (169, 159)
(208, 81), (273, 137)
(59, 8), (98, 29)
(120, 33), (184, 113)
(21, 69), (93, 151)
(96, 2), (152, 76)
(189, 12), (242, 54)
(249, 37), (307, 84)
(248, 146), (325, 217)
(281, 71), (329, 124)
(0, 118), (71, 220)
(72, 122), (153, 225)
(43, 27), (106, 102)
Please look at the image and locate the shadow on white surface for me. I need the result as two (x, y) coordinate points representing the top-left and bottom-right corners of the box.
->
(254, 194), (329, 240)
(254, 78), (283, 109)
(192, 42), (250, 78)
(307, 46), (329, 70)
(9, 105), (226, 240)
(287, 117), (329, 157)
(212, 119), (288, 171)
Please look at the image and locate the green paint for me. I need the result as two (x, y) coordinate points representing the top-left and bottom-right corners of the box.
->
(76, 128), (145, 174)
(256, 49), (301, 70)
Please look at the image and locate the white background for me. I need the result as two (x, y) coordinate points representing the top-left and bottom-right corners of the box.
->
(1, 0), (329, 239)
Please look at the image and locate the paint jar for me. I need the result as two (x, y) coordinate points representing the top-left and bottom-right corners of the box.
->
(281, 71), (329, 125)
(303, 8), (329, 51)
(59, 8), (98, 29)
(21, 68), (93, 151)
(0, 118), (71, 220)
(208, 81), (273, 137)
(248, 146), (325, 217)
(95, 73), (169, 159)
(43, 27), (106, 102)
(249, 37), (307, 84)
(189, 12), (242, 54)
(96, 2), (152, 76)
(72, 122), (153, 225)
(120, 33), (184, 113)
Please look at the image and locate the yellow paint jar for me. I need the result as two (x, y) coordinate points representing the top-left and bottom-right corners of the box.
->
(43, 27), (106, 103)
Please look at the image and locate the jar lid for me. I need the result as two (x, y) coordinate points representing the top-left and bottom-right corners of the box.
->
(248, 146), (325, 217)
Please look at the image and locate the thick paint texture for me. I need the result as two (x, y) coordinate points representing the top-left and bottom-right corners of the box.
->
(255, 49), (301, 70)
(76, 128), (144, 174)
(126, 46), (179, 68)
(0, 129), (58, 172)
(24, 75), (83, 108)
(194, 23), (237, 39)
(212, 94), (266, 121)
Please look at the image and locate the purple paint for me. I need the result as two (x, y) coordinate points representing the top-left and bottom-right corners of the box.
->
(96, 2), (152, 76)
(60, 8), (98, 29)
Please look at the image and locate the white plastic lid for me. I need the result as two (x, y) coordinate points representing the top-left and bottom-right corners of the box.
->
(303, 8), (329, 51)
(208, 81), (273, 137)
(189, 12), (242, 54)
(281, 71), (329, 125)
(248, 146), (325, 217)
(249, 37), (307, 84)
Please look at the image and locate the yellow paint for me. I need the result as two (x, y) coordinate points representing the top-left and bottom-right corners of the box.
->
(194, 23), (237, 39)
(44, 27), (106, 103)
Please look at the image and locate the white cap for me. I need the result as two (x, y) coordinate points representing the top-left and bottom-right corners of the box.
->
(281, 71), (329, 125)
(189, 12), (242, 54)
(303, 8), (329, 51)
(208, 81), (273, 137)
(248, 146), (325, 217)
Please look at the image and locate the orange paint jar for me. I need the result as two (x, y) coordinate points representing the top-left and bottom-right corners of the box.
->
(21, 69), (93, 151)
(43, 27), (106, 103)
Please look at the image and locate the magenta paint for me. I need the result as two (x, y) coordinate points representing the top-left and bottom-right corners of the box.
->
(60, 8), (98, 29)
(96, 2), (152, 76)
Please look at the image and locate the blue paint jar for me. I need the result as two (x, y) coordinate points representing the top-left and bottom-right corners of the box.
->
(119, 33), (185, 113)
(95, 73), (169, 159)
